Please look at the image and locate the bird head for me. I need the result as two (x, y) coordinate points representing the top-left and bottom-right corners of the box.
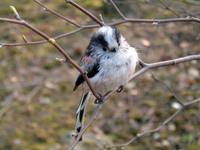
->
(89, 26), (121, 53)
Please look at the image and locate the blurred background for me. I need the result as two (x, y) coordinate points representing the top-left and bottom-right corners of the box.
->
(0, 0), (200, 150)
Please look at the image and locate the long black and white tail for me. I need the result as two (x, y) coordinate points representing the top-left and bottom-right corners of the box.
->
(74, 92), (90, 141)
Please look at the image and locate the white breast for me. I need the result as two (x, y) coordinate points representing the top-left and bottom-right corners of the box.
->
(90, 46), (138, 94)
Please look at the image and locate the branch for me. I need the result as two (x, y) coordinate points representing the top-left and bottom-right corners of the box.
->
(1, 2), (200, 150)
(69, 104), (103, 150)
(33, 0), (80, 27)
(2, 16), (200, 47)
(1, 24), (102, 47)
(65, 0), (104, 26)
(0, 94), (14, 120)
(68, 54), (200, 149)
(108, 0), (126, 19)
(151, 73), (184, 106)
(158, 0), (180, 17)
(106, 98), (200, 149)
(68, 91), (114, 150)
(2, 1), (200, 48)
(0, 8), (101, 101)
(130, 54), (200, 80)
(110, 17), (200, 26)
(2, 28), (83, 47)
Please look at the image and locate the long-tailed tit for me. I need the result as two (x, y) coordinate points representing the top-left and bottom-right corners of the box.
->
(73, 26), (138, 140)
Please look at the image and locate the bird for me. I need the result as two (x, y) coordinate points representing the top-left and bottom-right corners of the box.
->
(73, 26), (138, 140)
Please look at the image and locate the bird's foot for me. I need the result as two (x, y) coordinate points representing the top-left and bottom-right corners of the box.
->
(116, 85), (124, 93)
(72, 132), (82, 141)
(94, 93), (105, 104)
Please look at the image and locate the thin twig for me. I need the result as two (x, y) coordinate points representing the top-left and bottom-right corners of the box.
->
(0, 94), (15, 120)
(106, 98), (200, 149)
(2, 28), (83, 47)
(2, 24), (100, 47)
(68, 90), (114, 150)
(109, 17), (200, 26)
(151, 73), (184, 106)
(1, 2), (200, 150)
(2, 16), (200, 47)
(0, 10), (100, 101)
(68, 54), (200, 149)
(158, 0), (180, 17)
(33, 0), (80, 27)
(69, 104), (103, 150)
(130, 54), (200, 80)
(108, 0), (127, 19)
(65, 0), (103, 26)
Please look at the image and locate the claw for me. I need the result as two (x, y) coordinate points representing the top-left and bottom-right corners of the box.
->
(84, 71), (88, 75)
(116, 85), (124, 93)
(94, 93), (105, 104)
(72, 132), (82, 141)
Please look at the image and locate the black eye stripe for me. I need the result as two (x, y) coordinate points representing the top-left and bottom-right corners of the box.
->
(97, 34), (108, 47)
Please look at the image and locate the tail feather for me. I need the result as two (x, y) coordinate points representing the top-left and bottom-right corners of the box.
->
(75, 92), (90, 141)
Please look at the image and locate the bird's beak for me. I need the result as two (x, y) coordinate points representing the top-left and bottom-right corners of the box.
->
(110, 48), (117, 52)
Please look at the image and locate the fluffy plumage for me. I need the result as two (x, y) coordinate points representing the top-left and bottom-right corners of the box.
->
(73, 26), (138, 140)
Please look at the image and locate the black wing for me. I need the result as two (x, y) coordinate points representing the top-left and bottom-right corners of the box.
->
(73, 34), (104, 91)
(73, 61), (99, 91)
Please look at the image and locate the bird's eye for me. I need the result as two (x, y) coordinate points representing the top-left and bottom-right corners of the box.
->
(103, 47), (107, 51)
